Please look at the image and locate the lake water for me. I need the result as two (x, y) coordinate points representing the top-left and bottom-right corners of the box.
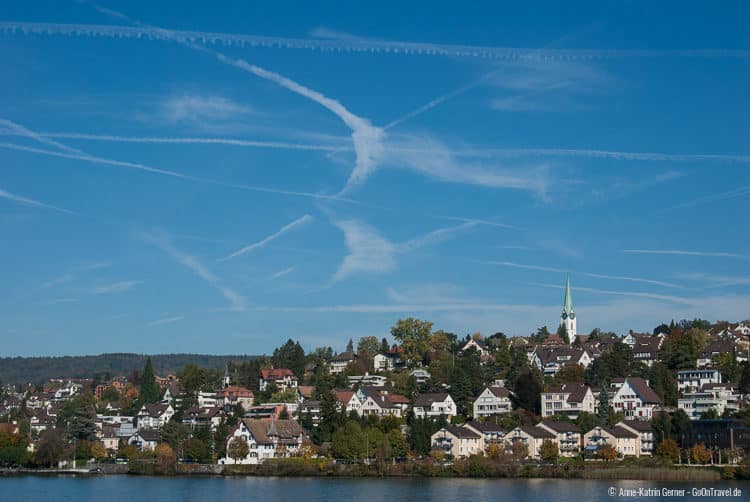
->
(0, 476), (744, 501)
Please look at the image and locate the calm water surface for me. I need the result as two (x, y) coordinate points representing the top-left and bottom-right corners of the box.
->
(0, 476), (744, 502)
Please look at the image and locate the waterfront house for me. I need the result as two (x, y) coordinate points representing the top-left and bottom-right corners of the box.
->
(220, 419), (306, 464)
(136, 403), (174, 430)
(503, 426), (556, 459)
(431, 426), (484, 459)
(463, 421), (505, 450)
(583, 425), (640, 458)
(536, 421), (581, 457)
(616, 420), (654, 456)
(128, 430), (160, 451)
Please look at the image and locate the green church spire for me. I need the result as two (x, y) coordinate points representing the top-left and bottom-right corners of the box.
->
(563, 274), (574, 315)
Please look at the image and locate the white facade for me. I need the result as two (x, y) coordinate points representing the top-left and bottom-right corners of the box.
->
(431, 427), (484, 459)
(473, 387), (513, 418)
(413, 394), (457, 420)
(677, 369), (722, 393)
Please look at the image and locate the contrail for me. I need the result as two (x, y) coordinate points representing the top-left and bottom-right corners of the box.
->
(219, 214), (314, 262)
(0, 141), (359, 203)
(0, 118), (85, 155)
(76, 4), (384, 197)
(2, 21), (749, 59)
(0, 187), (74, 214)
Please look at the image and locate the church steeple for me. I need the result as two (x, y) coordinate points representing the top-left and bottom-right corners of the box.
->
(560, 274), (576, 343)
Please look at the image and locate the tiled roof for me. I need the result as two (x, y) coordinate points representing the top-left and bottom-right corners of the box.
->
(465, 421), (505, 433)
(488, 386), (511, 398)
(143, 403), (170, 417)
(414, 393), (451, 407)
(538, 421), (580, 433)
(261, 368), (296, 380)
(332, 351), (356, 362)
(443, 425), (481, 439)
(242, 419), (304, 445)
(623, 377), (662, 404)
(606, 426), (638, 439)
(517, 426), (555, 439)
(135, 430), (161, 442)
(618, 420), (653, 432)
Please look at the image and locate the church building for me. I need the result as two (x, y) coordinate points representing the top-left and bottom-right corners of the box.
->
(560, 275), (576, 343)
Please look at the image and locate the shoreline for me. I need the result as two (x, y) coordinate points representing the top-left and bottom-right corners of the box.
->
(1, 464), (741, 482)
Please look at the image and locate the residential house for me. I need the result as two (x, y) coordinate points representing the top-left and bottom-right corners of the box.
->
(461, 338), (490, 357)
(181, 407), (224, 431)
(220, 419), (306, 464)
(583, 425), (640, 458)
(197, 391), (220, 408)
(463, 421), (506, 450)
(617, 420), (654, 456)
(536, 421), (581, 457)
(678, 383), (742, 420)
(533, 347), (591, 377)
(677, 369), (722, 393)
(217, 386), (254, 410)
(503, 426), (556, 459)
(136, 403), (174, 430)
(413, 393), (457, 420)
(431, 426), (484, 459)
(298, 400), (322, 427)
(128, 430), (161, 451)
(358, 387), (408, 418)
(697, 340), (735, 368)
(610, 378), (662, 420)
(259, 368), (299, 391)
(297, 386), (315, 401)
(373, 352), (401, 372)
(243, 404), (286, 420)
(332, 389), (363, 415)
(30, 412), (56, 435)
(631, 336), (663, 367)
(410, 369), (431, 384)
(161, 382), (181, 406)
(540, 383), (596, 419)
(473, 386), (513, 418)
(330, 351), (357, 375)
(101, 425), (119, 452)
(347, 373), (387, 387)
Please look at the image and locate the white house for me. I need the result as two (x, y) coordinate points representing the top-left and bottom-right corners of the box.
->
(461, 338), (490, 357)
(136, 403), (174, 430)
(332, 389), (363, 415)
(532, 347), (591, 377)
(259, 369), (299, 392)
(616, 420), (654, 456)
(540, 383), (595, 419)
(678, 383), (741, 420)
(464, 421), (506, 450)
(413, 393), (457, 420)
(181, 406), (224, 431)
(347, 373), (387, 387)
(677, 369), (722, 393)
(583, 425), (640, 458)
(536, 421), (581, 457)
(473, 386), (513, 418)
(610, 378), (662, 421)
(502, 426), (556, 459)
(220, 419), (306, 465)
(431, 426), (484, 459)
(128, 430), (160, 451)
(410, 369), (432, 384)
(330, 352), (357, 375)
(373, 353), (401, 372)
(697, 340), (735, 368)
(197, 391), (220, 408)
(357, 387), (409, 418)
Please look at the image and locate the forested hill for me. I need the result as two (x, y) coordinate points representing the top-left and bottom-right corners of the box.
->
(0, 353), (259, 385)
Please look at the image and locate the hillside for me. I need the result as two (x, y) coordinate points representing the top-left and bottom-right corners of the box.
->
(0, 353), (259, 385)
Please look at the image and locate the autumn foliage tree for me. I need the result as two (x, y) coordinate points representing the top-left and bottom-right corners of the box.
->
(539, 440), (559, 463)
(227, 437), (249, 463)
(597, 445), (618, 462)
(655, 438), (681, 463)
(154, 442), (176, 475)
(690, 443), (712, 464)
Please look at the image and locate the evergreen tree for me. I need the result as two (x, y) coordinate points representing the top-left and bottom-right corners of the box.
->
(139, 357), (161, 404)
(556, 323), (570, 344)
(739, 362), (750, 395)
(380, 337), (390, 354)
(346, 338), (354, 353)
(598, 382), (610, 422)
(512, 369), (542, 414)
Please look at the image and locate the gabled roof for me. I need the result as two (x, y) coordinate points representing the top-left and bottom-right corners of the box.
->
(297, 385), (315, 399)
(443, 425), (481, 439)
(261, 368), (296, 380)
(617, 377), (662, 404)
(606, 426), (638, 439)
(332, 389), (355, 405)
(332, 351), (356, 362)
(487, 386), (511, 398)
(465, 421), (505, 433)
(218, 386), (254, 397)
(414, 393), (451, 407)
(142, 403), (170, 417)
(538, 421), (580, 433)
(542, 383), (591, 404)
(242, 419), (304, 445)
(516, 426), (555, 439)
(134, 429), (161, 442)
(618, 420), (653, 433)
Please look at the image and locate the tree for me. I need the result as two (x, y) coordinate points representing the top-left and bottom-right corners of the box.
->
(649, 362), (678, 406)
(539, 439), (559, 463)
(183, 438), (210, 462)
(390, 318), (433, 365)
(90, 442), (108, 461)
(59, 393), (97, 441)
(154, 443), (175, 474)
(690, 443), (712, 464)
(332, 421), (365, 460)
(272, 339), (307, 378)
(598, 382), (611, 423)
(99, 385), (120, 404)
(512, 369), (542, 414)
(35, 430), (66, 467)
(380, 337), (391, 354)
(597, 445), (618, 462)
(139, 357), (161, 404)
(227, 437), (249, 463)
(655, 439), (680, 463)
(716, 352), (741, 383)
(346, 339), (354, 353)
(556, 323), (570, 345)
(740, 362), (750, 395)
(555, 364), (584, 384)
(407, 416), (446, 455)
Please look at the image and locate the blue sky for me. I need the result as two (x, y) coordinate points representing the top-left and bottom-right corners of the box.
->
(1, 1), (749, 356)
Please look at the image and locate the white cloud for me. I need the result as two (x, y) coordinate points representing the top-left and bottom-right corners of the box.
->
(93, 280), (142, 294)
(146, 315), (184, 327)
(160, 94), (252, 124)
(624, 249), (749, 259)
